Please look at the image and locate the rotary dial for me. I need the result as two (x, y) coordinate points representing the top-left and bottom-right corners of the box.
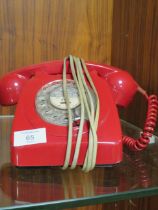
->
(35, 80), (95, 126)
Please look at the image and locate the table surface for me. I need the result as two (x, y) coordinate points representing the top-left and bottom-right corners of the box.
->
(0, 116), (158, 210)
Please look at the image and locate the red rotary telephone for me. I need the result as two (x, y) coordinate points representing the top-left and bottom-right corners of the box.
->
(0, 56), (157, 170)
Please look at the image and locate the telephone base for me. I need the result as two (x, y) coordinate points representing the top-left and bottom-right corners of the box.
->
(9, 60), (124, 167)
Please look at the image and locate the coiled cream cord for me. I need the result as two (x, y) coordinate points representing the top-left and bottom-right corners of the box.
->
(62, 55), (100, 172)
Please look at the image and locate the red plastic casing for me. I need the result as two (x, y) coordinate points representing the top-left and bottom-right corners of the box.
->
(0, 60), (138, 167)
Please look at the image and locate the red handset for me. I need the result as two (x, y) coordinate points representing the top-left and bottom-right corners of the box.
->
(0, 57), (157, 169)
(0, 61), (138, 106)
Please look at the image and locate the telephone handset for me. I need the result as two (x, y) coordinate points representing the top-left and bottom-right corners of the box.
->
(0, 55), (157, 172)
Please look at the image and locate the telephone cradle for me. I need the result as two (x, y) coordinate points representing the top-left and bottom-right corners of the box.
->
(0, 56), (157, 171)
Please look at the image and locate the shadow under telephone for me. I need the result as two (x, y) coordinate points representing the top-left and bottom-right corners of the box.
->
(0, 55), (157, 172)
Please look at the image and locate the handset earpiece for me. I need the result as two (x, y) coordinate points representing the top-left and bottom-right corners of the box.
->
(105, 70), (138, 107)
(0, 60), (67, 106)
(88, 63), (138, 107)
(0, 73), (28, 105)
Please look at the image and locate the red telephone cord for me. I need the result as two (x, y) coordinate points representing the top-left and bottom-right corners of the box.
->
(123, 88), (158, 151)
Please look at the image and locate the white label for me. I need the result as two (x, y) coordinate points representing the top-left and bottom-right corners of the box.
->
(14, 128), (47, 147)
